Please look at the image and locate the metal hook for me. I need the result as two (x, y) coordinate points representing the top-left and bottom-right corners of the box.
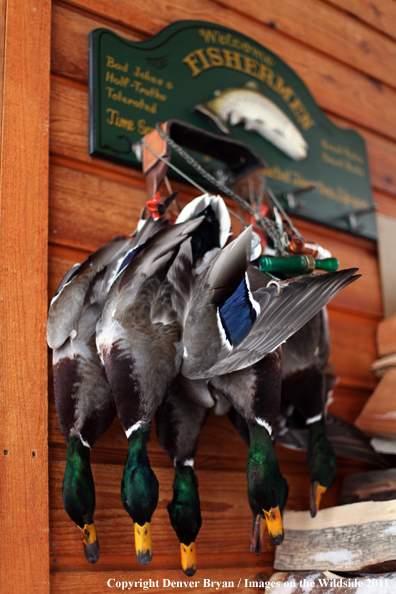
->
(283, 183), (316, 213)
(344, 204), (377, 231)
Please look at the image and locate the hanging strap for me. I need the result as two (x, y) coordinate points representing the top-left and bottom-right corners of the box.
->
(142, 119), (265, 198)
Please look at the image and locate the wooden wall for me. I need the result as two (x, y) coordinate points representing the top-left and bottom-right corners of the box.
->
(47, 0), (396, 592)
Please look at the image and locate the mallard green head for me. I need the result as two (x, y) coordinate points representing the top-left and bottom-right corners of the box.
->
(121, 427), (159, 565)
(62, 435), (99, 564)
(307, 419), (337, 517)
(246, 423), (284, 545)
(167, 461), (202, 576)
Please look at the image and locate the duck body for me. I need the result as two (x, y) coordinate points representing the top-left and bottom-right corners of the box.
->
(280, 308), (337, 516)
(96, 195), (231, 563)
(48, 213), (176, 562)
(156, 374), (209, 575)
(209, 350), (285, 545)
(246, 266), (338, 516)
(97, 220), (199, 564)
(48, 235), (134, 563)
(181, 258), (359, 544)
(226, 399), (289, 554)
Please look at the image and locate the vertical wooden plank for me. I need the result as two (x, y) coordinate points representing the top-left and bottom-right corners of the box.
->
(0, 0), (51, 593)
(0, 0), (7, 149)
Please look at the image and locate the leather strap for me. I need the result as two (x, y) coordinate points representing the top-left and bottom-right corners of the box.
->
(142, 119), (265, 199)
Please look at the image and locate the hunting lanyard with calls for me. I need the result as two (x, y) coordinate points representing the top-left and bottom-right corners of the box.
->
(141, 120), (338, 278)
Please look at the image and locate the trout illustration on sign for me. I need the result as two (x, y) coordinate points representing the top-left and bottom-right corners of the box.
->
(194, 82), (309, 161)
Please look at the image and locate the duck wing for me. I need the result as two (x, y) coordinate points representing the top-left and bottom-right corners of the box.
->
(97, 220), (205, 434)
(47, 236), (132, 349)
(51, 235), (141, 445)
(181, 226), (252, 379)
(183, 266), (360, 379)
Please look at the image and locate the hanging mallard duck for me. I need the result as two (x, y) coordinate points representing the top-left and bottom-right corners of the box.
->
(48, 114), (377, 571)
(95, 194), (232, 565)
(47, 236), (133, 563)
(156, 375), (210, 576)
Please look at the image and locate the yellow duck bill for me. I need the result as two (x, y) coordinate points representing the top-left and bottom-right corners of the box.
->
(181, 542), (197, 576)
(310, 482), (327, 517)
(263, 506), (284, 545)
(79, 522), (100, 564)
(135, 522), (153, 565)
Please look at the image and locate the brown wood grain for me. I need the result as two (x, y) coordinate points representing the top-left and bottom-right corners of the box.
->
(0, 0), (51, 593)
(339, 468), (396, 505)
(63, 0), (396, 90)
(328, 310), (378, 390)
(325, 0), (396, 42)
(51, 4), (396, 141)
(0, 0), (6, 145)
(213, 0), (396, 89)
(50, 566), (274, 592)
(51, 3), (144, 84)
(375, 191), (396, 219)
(49, 162), (144, 251)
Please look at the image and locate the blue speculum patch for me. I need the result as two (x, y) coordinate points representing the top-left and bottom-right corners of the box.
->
(219, 277), (257, 345)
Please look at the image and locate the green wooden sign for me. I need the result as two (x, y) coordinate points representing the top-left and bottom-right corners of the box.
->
(89, 21), (376, 240)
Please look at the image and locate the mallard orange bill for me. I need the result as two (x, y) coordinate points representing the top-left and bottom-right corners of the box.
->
(263, 506), (284, 545)
(181, 542), (197, 576)
(310, 482), (327, 518)
(79, 522), (100, 564)
(135, 522), (153, 565)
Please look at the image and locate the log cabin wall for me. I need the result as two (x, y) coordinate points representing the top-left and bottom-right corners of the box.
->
(2, 0), (396, 592)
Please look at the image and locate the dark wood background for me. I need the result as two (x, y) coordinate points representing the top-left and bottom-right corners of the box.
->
(46, 0), (396, 591)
